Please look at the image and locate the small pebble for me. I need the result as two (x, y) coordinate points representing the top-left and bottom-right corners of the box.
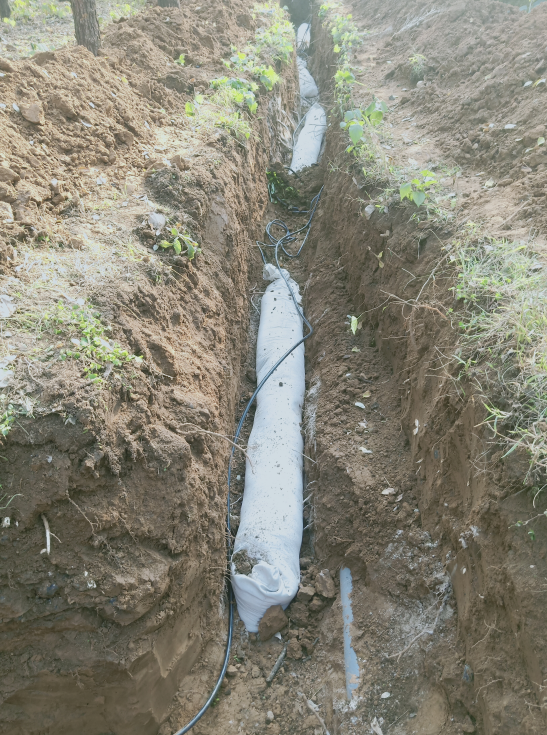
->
(266, 711), (274, 723)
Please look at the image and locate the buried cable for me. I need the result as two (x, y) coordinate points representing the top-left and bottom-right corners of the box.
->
(172, 187), (323, 734)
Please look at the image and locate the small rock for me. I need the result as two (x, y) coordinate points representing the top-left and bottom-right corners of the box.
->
(67, 236), (84, 250)
(461, 715), (476, 733)
(266, 711), (275, 723)
(364, 204), (376, 220)
(462, 664), (474, 683)
(0, 58), (15, 73)
(170, 153), (190, 170)
(287, 600), (309, 626)
(0, 182), (17, 203)
(308, 595), (327, 613)
(226, 665), (238, 678)
(315, 569), (336, 598)
(0, 166), (19, 184)
(286, 639), (303, 660)
(498, 178), (513, 187)
(50, 93), (78, 118)
(258, 604), (288, 641)
(300, 636), (315, 654)
(14, 206), (35, 226)
(251, 665), (261, 679)
(297, 584), (315, 603)
(0, 202), (13, 221)
(299, 557), (311, 569)
(20, 101), (45, 125)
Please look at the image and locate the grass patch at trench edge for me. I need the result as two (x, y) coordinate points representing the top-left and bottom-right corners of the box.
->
(450, 223), (547, 480)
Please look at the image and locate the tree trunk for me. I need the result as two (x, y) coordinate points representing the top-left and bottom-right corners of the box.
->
(157, 0), (180, 7)
(0, 0), (10, 19)
(69, 0), (101, 56)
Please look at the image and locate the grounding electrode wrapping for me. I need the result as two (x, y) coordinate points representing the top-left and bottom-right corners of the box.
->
(231, 265), (305, 632)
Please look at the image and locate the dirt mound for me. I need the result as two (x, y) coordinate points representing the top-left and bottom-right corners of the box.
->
(0, 2), (299, 733)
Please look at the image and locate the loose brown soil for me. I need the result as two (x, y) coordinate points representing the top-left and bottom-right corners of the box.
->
(2, 1), (547, 734)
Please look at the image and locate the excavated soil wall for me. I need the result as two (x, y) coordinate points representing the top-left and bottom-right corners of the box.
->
(301, 2), (547, 733)
(0, 4), (298, 734)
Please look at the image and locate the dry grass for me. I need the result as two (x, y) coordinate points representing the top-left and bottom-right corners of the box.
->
(450, 223), (547, 477)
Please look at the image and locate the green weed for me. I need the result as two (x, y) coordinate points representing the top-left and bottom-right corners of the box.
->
(409, 53), (427, 83)
(225, 50), (280, 91)
(266, 169), (299, 205)
(185, 91), (252, 140)
(210, 77), (258, 114)
(400, 169), (438, 207)
(252, 2), (294, 63)
(0, 491), (23, 510)
(340, 101), (388, 144)
(158, 227), (200, 259)
(45, 301), (142, 381)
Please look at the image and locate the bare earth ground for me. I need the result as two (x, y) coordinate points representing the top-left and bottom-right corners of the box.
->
(1, 0), (547, 734)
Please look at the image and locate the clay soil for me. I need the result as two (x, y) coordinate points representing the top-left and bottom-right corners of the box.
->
(2, 0), (547, 734)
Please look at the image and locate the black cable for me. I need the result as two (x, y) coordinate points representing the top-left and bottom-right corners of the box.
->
(172, 185), (323, 735)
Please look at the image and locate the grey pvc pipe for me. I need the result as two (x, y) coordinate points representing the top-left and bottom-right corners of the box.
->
(340, 567), (360, 700)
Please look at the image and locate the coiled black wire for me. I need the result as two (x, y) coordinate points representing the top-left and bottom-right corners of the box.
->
(172, 186), (323, 734)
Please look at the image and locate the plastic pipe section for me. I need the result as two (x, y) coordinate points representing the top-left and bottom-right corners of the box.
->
(340, 567), (360, 701)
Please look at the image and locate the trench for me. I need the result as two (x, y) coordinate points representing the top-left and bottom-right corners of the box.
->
(2, 2), (546, 734)
(171, 3), (464, 734)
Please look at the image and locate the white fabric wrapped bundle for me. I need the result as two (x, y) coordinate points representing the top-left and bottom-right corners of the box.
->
(297, 57), (319, 99)
(296, 22), (310, 51)
(231, 265), (305, 632)
(290, 103), (327, 172)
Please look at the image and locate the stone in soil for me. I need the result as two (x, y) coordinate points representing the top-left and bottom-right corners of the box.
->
(286, 639), (303, 660)
(258, 604), (288, 641)
(314, 569), (336, 598)
(297, 584), (315, 602)
(20, 101), (44, 125)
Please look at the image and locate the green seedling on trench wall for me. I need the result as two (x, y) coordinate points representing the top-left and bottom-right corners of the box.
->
(400, 170), (438, 207)
(409, 53), (427, 83)
(45, 301), (142, 381)
(224, 50), (280, 91)
(210, 77), (259, 114)
(340, 101), (388, 146)
(159, 228), (200, 259)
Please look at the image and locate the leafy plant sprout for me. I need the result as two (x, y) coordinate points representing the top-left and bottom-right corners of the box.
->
(47, 301), (142, 382)
(400, 169), (438, 207)
(159, 227), (201, 259)
(409, 53), (427, 83)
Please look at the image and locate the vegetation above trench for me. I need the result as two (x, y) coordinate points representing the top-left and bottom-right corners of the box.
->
(318, 0), (547, 501)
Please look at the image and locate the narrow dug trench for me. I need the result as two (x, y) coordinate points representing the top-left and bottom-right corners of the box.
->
(2, 1), (547, 734)
(179, 1), (547, 734)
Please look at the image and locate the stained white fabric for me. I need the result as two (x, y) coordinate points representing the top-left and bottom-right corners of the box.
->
(297, 57), (319, 99)
(296, 22), (310, 51)
(231, 265), (305, 632)
(290, 103), (327, 171)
